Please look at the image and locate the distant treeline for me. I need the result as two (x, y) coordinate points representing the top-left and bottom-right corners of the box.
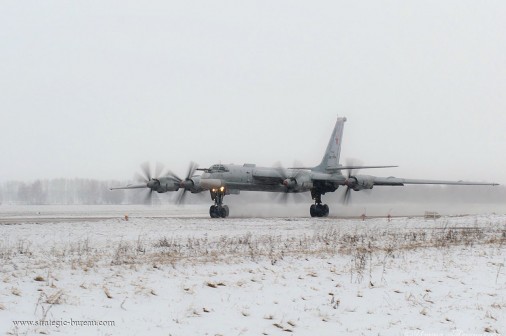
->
(0, 179), (133, 205)
(0, 179), (504, 205)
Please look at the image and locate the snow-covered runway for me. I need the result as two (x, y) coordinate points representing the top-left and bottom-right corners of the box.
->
(1, 206), (505, 335)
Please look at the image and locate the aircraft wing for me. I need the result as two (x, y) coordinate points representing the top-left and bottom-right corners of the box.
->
(334, 174), (499, 194)
(310, 173), (498, 188)
(252, 169), (285, 184)
(109, 184), (147, 190)
(372, 176), (499, 186)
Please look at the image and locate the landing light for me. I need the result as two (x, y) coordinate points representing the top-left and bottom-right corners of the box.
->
(220, 186), (225, 192)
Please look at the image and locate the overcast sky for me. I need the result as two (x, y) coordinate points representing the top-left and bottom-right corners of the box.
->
(1, 1), (505, 184)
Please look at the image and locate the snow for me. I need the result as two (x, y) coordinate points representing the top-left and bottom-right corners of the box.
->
(1, 205), (505, 335)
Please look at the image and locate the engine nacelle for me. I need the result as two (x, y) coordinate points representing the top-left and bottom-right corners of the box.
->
(156, 177), (180, 192)
(200, 178), (224, 190)
(188, 176), (204, 193)
(349, 175), (375, 191)
(301, 181), (313, 189)
(284, 174), (313, 191)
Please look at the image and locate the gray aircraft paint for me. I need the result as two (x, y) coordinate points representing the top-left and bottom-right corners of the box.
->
(111, 117), (498, 218)
(313, 117), (346, 173)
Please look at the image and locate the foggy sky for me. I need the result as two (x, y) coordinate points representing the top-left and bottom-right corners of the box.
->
(1, 1), (505, 184)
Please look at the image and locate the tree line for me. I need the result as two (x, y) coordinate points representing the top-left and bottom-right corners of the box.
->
(0, 179), (134, 205)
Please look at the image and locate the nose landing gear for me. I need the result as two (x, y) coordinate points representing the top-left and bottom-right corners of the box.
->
(209, 187), (229, 218)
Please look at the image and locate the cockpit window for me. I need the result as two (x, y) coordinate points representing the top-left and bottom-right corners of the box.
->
(209, 164), (228, 172)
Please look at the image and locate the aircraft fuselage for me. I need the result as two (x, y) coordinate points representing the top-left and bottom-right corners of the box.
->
(200, 163), (342, 194)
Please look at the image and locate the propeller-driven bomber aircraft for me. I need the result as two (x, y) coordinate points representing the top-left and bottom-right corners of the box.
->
(111, 117), (498, 218)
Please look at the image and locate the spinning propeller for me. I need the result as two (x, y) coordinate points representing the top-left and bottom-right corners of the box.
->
(134, 162), (174, 204)
(110, 161), (200, 205)
(159, 162), (199, 205)
(273, 162), (305, 204)
(341, 160), (361, 205)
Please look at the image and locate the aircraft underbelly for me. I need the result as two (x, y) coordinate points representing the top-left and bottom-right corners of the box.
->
(225, 182), (281, 192)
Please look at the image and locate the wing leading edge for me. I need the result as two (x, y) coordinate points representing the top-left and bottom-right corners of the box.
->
(110, 184), (148, 190)
(371, 176), (499, 187)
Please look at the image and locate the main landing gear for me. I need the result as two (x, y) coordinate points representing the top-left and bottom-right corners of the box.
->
(310, 190), (329, 217)
(209, 187), (229, 218)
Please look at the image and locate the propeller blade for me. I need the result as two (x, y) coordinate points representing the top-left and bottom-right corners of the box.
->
(168, 161), (199, 206)
(345, 159), (363, 178)
(140, 162), (152, 182)
(154, 162), (164, 179)
(143, 189), (153, 205)
(279, 192), (289, 204)
(186, 161), (198, 180)
(342, 187), (352, 205)
(165, 170), (182, 183)
(134, 172), (148, 183)
(175, 189), (187, 205)
(270, 191), (289, 204)
(274, 162), (304, 183)
(341, 159), (360, 204)
(272, 191), (305, 204)
(273, 161), (288, 180)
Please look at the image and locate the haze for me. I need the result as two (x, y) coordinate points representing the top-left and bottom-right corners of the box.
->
(1, 1), (505, 184)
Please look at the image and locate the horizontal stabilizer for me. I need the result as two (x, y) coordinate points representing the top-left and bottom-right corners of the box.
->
(329, 165), (397, 171)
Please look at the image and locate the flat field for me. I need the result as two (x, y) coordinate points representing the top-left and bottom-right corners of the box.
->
(1, 205), (505, 335)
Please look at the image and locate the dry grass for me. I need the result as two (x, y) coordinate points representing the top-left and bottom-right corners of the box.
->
(2, 219), (505, 276)
(206, 282), (218, 288)
(103, 286), (113, 299)
(45, 290), (64, 305)
(11, 287), (21, 297)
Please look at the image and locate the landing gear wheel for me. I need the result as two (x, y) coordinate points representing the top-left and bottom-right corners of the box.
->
(210, 205), (229, 218)
(310, 204), (330, 217)
(310, 204), (317, 217)
(322, 204), (329, 217)
(210, 205), (218, 218)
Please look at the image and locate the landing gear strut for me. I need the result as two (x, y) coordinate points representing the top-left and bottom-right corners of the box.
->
(310, 190), (329, 217)
(209, 188), (229, 218)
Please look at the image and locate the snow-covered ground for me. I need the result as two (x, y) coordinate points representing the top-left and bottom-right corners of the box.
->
(1, 206), (505, 335)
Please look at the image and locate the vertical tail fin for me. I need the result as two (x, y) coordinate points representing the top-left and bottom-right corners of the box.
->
(313, 117), (346, 172)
